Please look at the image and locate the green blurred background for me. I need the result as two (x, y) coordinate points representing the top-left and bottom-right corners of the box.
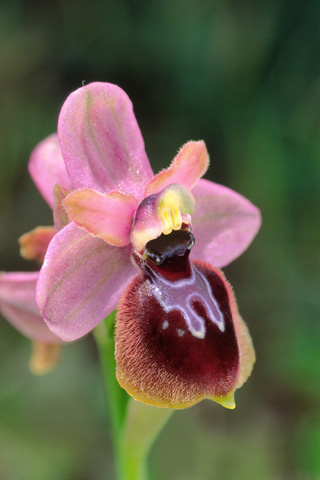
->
(0, 1), (319, 479)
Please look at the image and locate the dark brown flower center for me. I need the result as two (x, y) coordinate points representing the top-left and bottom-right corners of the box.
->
(145, 228), (195, 266)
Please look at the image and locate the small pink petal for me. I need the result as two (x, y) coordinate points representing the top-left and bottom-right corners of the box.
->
(190, 179), (261, 267)
(53, 184), (71, 231)
(58, 82), (153, 198)
(29, 134), (73, 209)
(19, 226), (55, 263)
(37, 222), (136, 341)
(144, 141), (209, 197)
(63, 189), (138, 247)
(0, 272), (61, 343)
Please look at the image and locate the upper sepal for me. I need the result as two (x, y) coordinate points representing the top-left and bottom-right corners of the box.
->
(58, 82), (153, 198)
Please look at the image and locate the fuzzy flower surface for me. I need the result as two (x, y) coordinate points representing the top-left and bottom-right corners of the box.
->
(35, 82), (261, 408)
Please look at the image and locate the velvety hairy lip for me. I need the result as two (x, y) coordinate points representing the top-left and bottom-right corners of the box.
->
(115, 244), (245, 409)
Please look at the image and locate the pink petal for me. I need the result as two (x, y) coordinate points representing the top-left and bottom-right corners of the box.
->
(144, 141), (209, 197)
(37, 222), (136, 341)
(29, 134), (73, 209)
(63, 189), (138, 246)
(58, 82), (153, 198)
(0, 272), (61, 343)
(190, 179), (261, 268)
(19, 226), (55, 263)
(53, 184), (71, 231)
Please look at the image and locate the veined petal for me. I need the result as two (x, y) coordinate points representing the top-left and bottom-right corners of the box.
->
(63, 189), (138, 247)
(58, 82), (153, 198)
(37, 222), (136, 341)
(190, 179), (261, 268)
(0, 272), (61, 343)
(28, 134), (73, 209)
(131, 184), (195, 252)
(115, 258), (253, 409)
(144, 141), (209, 197)
(19, 226), (55, 263)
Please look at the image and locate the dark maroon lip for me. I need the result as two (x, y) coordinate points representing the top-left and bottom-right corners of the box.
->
(117, 241), (240, 404)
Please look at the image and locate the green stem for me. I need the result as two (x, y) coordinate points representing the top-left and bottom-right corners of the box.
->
(94, 312), (129, 441)
(94, 313), (173, 480)
(116, 441), (148, 480)
(118, 400), (172, 480)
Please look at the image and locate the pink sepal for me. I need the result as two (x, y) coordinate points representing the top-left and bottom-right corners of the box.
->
(37, 222), (136, 341)
(28, 134), (72, 209)
(58, 82), (153, 198)
(0, 272), (61, 343)
(190, 179), (261, 267)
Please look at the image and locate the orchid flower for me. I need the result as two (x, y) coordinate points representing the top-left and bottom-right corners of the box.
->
(35, 82), (261, 408)
(0, 135), (72, 374)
